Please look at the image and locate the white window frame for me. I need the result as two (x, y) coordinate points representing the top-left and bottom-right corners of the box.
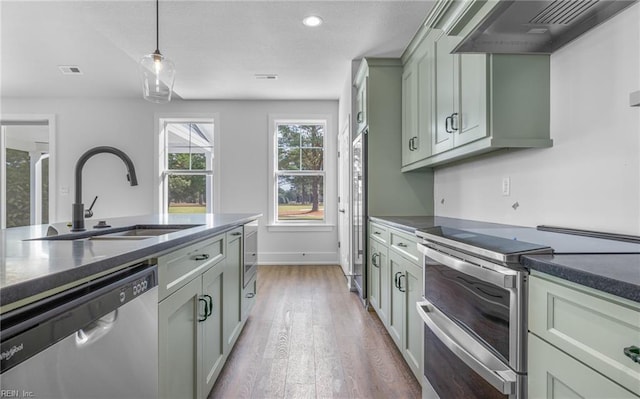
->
(0, 114), (56, 228)
(155, 115), (220, 214)
(268, 114), (335, 231)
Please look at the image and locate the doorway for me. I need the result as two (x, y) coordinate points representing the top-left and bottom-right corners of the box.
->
(0, 116), (56, 228)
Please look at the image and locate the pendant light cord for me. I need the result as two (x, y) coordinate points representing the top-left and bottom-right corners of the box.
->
(156, 0), (160, 52)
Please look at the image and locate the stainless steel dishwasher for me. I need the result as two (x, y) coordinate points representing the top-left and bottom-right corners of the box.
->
(0, 262), (158, 399)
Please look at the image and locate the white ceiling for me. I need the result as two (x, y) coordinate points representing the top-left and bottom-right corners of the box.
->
(1, 1), (435, 100)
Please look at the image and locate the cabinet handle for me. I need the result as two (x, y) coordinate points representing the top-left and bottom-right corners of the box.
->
(408, 137), (413, 151)
(445, 116), (453, 133)
(198, 297), (209, 322)
(394, 271), (402, 289)
(231, 232), (242, 236)
(374, 231), (381, 235)
(398, 274), (406, 292)
(413, 136), (418, 150)
(357, 111), (363, 123)
(371, 253), (380, 268)
(451, 112), (459, 131)
(624, 345), (640, 363)
(204, 294), (213, 317)
(193, 254), (210, 261)
(397, 242), (408, 248)
(246, 292), (256, 299)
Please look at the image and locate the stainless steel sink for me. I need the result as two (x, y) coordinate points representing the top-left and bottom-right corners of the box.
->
(28, 224), (201, 241)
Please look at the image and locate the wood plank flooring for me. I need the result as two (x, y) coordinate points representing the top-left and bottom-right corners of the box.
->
(208, 265), (421, 399)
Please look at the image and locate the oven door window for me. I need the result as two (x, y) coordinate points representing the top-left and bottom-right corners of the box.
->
(424, 259), (510, 362)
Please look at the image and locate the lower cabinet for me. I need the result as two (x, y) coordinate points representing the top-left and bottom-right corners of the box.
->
(528, 272), (640, 398)
(158, 224), (255, 399)
(241, 273), (257, 321)
(368, 221), (423, 384)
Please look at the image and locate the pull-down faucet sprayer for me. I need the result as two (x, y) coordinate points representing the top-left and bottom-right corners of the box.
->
(71, 146), (138, 232)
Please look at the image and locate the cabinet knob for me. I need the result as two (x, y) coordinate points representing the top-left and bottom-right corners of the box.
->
(193, 254), (210, 261)
(231, 232), (242, 236)
(397, 242), (408, 248)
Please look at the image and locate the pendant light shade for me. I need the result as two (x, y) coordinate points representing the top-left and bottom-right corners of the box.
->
(139, 0), (175, 103)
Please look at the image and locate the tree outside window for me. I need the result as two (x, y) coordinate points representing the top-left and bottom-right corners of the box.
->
(276, 122), (325, 222)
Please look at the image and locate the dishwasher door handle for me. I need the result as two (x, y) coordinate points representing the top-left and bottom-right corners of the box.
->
(75, 310), (118, 347)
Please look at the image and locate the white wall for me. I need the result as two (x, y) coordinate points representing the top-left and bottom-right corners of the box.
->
(434, 4), (640, 235)
(1, 98), (339, 263)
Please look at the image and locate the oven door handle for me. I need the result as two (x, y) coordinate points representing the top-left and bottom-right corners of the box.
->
(419, 245), (516, 289)
(416, 300), (518, 395)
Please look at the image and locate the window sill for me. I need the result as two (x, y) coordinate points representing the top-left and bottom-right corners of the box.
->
(267, 224), (335, 232)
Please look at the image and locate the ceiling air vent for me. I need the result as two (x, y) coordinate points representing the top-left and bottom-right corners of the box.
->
(254, 74), (278, 80)
(530, 0), (600, 25)
(58, 65), (83, 75)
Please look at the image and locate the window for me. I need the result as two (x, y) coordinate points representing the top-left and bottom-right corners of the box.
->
(273, 119), (326, 224)
(0, 117), (55, 229)
(159, 119), (216, 214)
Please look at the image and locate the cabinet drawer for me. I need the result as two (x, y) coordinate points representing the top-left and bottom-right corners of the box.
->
(390, 229), (419, 263)
(158, 235), (225, 301)
(529, 333), (636, 399)
(529, 273), (640, 396)
(369, 223), (389, 244)
(241, 274), (257, 321)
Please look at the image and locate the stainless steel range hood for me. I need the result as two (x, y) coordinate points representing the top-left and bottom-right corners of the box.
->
(454, 0), (638, 53)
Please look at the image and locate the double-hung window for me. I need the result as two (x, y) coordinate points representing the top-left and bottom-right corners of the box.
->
(159, 119), (215, 214)
(273, 120), (326, 224)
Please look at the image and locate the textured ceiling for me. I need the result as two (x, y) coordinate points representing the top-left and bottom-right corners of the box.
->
(1, 1), (434, 100)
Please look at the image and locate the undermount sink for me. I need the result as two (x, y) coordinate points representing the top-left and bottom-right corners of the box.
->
(28, 224), (202, 241)
(90, 228), (184, 240)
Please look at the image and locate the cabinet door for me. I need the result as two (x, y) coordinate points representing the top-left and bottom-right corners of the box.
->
(433, 32), (458, 155)
(201, 265), (224, 398)
(455, 53), (488, 146)
(403, 261), (423, 382)
(377, 244), (390, 327)
(223, 230), (242, 353)
(241, 273), (257, 321)
(355, 79), (368, 133)
(368, 239), (382, 311)
(402, 62), (419, 167)
(529, 334), (636, 399)
(159, 277), (202, 399)
(388, 252), (405, 348)
(415, 39), (434, 161)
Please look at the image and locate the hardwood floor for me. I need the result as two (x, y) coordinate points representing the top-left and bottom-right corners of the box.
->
(209, 265), (422, 399)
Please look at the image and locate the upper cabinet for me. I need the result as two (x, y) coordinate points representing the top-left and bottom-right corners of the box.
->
(355, 77), (368, 134)
(401, 0), (553, 171)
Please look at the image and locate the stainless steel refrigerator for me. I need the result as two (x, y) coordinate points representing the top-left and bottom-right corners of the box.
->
(351, 130), (367, 303)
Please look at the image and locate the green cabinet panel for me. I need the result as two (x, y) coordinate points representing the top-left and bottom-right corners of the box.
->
(529, 333), (637, 399)
(201, 264), (225, 397)
(388, 251), (405, 349)
(241, 273), (257, 321)
(368, 238), (382, 312)
(403, 260), (423, 380)
(223, 228), (243, 353)
(159, 277), (201, 399)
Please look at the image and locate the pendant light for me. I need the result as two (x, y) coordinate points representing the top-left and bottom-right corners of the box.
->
(139, 0), (175, 103)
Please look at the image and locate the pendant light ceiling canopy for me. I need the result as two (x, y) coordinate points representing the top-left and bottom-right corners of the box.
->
(139, 0), (175, 103)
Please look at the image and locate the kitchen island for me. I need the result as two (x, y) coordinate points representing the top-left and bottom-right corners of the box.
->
(0, 213), (261, 311)
(1, 213), (261, 399)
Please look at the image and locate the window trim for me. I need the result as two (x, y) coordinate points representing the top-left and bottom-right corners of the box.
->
(155, 114), (220, 214)
(268, 114), (335, 231)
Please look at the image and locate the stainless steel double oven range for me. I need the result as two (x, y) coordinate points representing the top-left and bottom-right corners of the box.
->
(415, 227), (552, 399)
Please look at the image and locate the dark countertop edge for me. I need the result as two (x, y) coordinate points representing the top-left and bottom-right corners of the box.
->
(0, 215), (259, 309)
(522, 256), (640, 303)
(369, 215), (639, 304)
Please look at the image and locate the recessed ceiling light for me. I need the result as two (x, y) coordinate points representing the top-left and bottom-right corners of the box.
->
(303, 16), (323, 27)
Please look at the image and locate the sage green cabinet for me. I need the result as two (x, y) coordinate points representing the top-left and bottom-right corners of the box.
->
(159, 277), (202, 399)
(201, 263), (225, 397)
(223, 228), (243, 353)
(368, 221), (423, 384)
(241, 273), (257, 321)
(528, 272), (640, 397)
(355, 78), (367, 133)
(158, 224), (255, 399)
(400, 0), (553, 171)
(402, 31), (434, 168)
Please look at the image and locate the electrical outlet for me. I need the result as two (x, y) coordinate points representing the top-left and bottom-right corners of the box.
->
(502, 177), (510, 196)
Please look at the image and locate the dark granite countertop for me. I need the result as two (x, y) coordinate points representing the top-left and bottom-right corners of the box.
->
(0, 213), (261, 312)
(370, 215), (640, 303)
